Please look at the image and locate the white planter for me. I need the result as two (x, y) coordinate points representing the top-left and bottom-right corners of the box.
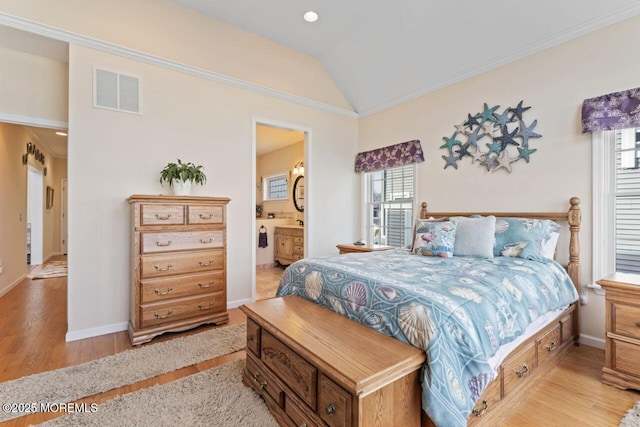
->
(172, 180), (192, 196)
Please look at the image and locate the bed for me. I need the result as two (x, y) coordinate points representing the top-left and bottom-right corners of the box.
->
(275, 197), (581, 427)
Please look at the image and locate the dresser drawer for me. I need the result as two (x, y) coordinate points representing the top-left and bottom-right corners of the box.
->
(247, 318), (262, 357)
(140, 204), (184, 226)
(318, 374), (352, 427)
(140, 292), (225, 328)
(612, 339), (640, 377)
(293, 236), (303, 245)
(262, 331), (318, 410)
(245, 353), (285, 407)
(140, 271), (225, 304)
(141, 249), (224, 279)
(537, 324), (561, 366)
(468, 372), (501, 425)
(613, 303), (640, 340)
(285, 394), (324, 427)
(502, 342), (536, 397)
(141, 230), (224, 253)
(188, 204), (225, 225)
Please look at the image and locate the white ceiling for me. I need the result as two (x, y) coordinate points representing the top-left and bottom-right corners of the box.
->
(173, 0), (640, 115)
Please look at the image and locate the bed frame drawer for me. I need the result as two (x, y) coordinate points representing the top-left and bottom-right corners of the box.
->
(537, 324), (561, 366)
(502, 342), (536, 397)
(468, 372), (501, 425)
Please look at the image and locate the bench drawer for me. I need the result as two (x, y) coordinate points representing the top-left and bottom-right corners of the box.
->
(318, 374), (352, 427)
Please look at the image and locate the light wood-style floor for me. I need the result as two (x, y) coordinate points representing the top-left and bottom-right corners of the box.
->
(256, 265), (285, 301)
(1, 259), (638, 426)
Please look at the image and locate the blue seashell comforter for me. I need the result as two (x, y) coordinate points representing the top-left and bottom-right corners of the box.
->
(276, 249), (578, 427)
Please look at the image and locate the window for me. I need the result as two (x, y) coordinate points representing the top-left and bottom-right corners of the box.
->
(263, 173), (288, 201)
(364, 164), (415, 248)
(593, 128), (640, 284)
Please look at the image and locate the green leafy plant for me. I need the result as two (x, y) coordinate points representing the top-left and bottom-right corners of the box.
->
(159, 159), (207, 187)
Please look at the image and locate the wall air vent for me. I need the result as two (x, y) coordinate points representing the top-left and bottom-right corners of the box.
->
(94, 68), (141, 114)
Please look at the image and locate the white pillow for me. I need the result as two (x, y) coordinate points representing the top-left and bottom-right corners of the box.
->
(452, 216), (496, 258)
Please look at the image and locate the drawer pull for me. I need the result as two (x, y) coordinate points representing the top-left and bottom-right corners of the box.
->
(155, 213), (172, 220)
(154, 264), (173, 272)
(259, 379), (267, 390)
(515, 363), (529, 378)
(248, 335), (255, 342)
(198, 281), (214, 289)
(472, 399), (488, 417)
(545, 341), (557, 352)
(254, 372), (260, 380)
(326, 403), (336, 415)
(300, 423), (307, 427)
(155, 240), (172, 247)
(198, 260), (214, 267)
(200, 238), (213, 244)
(154, 310), (173, 319)
(199, 213), (213, 219)
(154, 287), (173, 296)
(198, 302), (214, 310)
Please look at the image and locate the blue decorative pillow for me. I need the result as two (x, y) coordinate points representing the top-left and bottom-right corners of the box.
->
(413, 220), (457, 258)
(494, 218), (561, 261)
(452, 216), (496, 258)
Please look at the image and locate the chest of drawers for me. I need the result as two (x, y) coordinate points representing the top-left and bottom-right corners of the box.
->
(241, 296), (426, 427)
(598, 273), (640, 390)
(128, 195), (230, 345)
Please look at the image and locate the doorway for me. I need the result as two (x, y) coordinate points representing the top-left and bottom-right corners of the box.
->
(27, 165), (44, 266)
(252, 118), (310, 301)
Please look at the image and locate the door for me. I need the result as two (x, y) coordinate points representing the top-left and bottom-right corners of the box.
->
(27, 165), (44, 266)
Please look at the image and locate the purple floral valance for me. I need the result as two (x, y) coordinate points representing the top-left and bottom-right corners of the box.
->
(355, 139), (424, 173)
(582, 87), (640, 133)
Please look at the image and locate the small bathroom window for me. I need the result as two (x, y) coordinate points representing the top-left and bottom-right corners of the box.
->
(263, 173), (288, 201)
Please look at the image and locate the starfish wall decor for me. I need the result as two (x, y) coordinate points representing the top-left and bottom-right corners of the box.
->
(440, 101), (541, 173)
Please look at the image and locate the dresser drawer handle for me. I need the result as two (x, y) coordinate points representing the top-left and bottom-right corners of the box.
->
(199, 213), (213, 219)
(155, 240), (172, 247)
(326, 403), (336, 415)
(198, 302), (214, 310)
(200, 238), (213, 244)
(472, 399), (488, 417)
(154, 310), (173, 319)
(154, 287), (173, 296)
(154, 264), (173, 272)
(198, 260), (214, 267)
(198, 281), (214, 289)
(515, 363), (529, 378)
(259, 379), (267, 390)
(155, 213), (172, 220)
(545, 341), (557, 352)
(300, 423), (307, 427)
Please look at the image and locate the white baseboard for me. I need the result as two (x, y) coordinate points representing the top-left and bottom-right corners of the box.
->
(43, 252), (62, 263)
(0, 273), (27, 298)
(579, 334), (605, 350)
(228, 298), (252, 309)
(65, 321), (128, 342)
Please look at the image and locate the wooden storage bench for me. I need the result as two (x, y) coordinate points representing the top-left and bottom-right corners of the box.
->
(240, 296), (426, 427)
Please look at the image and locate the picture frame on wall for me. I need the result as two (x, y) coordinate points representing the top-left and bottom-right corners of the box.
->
(46, 186), (54, 209)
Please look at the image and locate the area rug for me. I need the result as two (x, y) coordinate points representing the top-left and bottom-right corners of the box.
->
(27, 260), (67, 279)
(620, 401), (640, 427)
(39, 360), (278, 426)
(0, 322), (246, 421)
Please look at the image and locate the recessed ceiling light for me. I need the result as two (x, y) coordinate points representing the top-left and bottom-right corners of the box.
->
(55, 132), (67, 136)
(303, 11), (319, 23)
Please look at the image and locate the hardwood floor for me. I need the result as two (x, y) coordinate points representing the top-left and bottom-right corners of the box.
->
(1, 262), (638, 426)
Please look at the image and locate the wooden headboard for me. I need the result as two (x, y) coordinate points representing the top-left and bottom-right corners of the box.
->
(418, 197), (582, 295)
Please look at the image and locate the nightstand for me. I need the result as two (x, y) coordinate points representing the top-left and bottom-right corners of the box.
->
(336, 243), (394, 255)
(598, 273), (640, 391)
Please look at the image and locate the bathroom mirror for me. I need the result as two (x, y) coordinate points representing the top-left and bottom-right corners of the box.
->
(293, 175), (304, 212)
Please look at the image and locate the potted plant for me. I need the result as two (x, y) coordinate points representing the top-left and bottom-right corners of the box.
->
(159, 159), (207, 196)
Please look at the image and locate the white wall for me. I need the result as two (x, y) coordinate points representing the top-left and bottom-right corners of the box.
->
(66, 44), (358, 339)
(359, 14), (640, 346)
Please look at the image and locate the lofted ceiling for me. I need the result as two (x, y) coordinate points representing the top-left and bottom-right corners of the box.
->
(173, 0), (640, 115)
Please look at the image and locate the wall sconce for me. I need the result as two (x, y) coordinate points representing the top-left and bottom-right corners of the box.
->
(292, 161), (304, 175)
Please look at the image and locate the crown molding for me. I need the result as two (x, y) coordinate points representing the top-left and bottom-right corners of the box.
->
(0, 11), (358, 119)
(0, 112), (68, 130)
(357, 4), (640, 117)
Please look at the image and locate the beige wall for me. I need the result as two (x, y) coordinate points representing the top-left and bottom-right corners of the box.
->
(0, 46), (68, 123)
(0, 0), (351, 111)
(359, 14), (640, 346)
(67, 44), (358, 338)
(257, 141), (304, 220)
(0, 123), (65, 295)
